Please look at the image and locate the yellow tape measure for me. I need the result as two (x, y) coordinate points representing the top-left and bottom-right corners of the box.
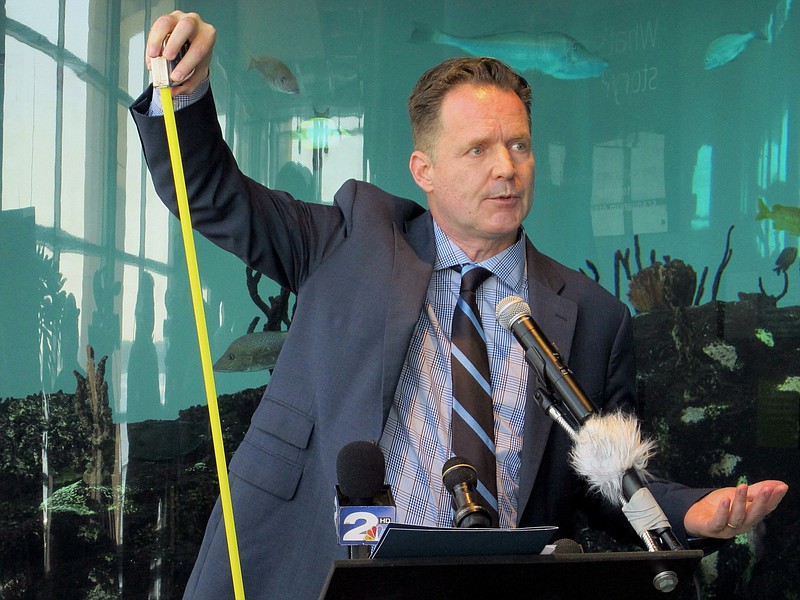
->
(153, 59), (246, 600)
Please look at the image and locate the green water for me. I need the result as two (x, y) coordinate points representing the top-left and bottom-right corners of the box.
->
(1, 0), (798, 598)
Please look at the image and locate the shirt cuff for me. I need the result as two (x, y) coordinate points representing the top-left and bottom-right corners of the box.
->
(147, 77), (211, 117)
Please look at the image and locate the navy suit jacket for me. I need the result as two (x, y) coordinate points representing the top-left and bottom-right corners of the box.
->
(131, 87), (708, 600)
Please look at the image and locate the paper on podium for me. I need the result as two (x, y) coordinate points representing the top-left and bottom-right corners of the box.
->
(371, 523), (558, 559)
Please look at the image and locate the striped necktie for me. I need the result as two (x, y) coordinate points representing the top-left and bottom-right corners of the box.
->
(450, 264), (499, 526)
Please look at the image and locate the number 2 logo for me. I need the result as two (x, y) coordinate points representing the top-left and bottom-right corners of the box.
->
(341, 511), (379, 542)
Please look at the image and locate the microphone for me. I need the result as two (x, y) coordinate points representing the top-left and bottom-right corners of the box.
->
(337, 440), (387, 504)
(335, 441), (396, 558)
(495, 296), (597, 427)
(442, 457), (492, 528)
(571, 418), (684, 593)
(496, 296), (685, 563)
(568, 412), (683, 552)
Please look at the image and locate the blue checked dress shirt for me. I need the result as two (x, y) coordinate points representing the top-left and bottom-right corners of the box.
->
(379, 222), (529, 529)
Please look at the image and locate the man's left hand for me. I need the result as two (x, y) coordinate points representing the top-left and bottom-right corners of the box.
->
(684, 480), (788, 538)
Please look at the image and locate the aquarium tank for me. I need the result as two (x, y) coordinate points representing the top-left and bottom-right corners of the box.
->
(1, 0), (798, 598)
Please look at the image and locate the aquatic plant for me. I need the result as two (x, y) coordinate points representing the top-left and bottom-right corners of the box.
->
(595, 226), (735, 313)
(0, 389), (89, 480)
(246, 267), (292, 331)
(41, 480), (95, 516)
(710, 226), (734, 303)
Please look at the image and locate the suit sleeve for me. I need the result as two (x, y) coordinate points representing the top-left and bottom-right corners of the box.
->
(130, 86), (345, 293)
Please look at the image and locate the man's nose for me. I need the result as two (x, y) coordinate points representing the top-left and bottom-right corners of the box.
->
(492, 147), (515, 179)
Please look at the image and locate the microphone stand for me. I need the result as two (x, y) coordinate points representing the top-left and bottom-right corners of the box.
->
(533, 384), (664, 552)
(531, 379), (682, 592)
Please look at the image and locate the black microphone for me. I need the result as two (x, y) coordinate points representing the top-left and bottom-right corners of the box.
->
(442, 457), (492, 528)
(497, 296), (685, 560)
(335, 441), (396, 558)
(336, 440), (387, 505)
(495, 296), (597, 426)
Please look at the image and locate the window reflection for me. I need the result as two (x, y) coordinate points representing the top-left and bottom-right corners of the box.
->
(1, 1), (798, 598)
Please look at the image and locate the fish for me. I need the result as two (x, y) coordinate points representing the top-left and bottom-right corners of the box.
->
(703, 0), (792, 71)
(213, 330), (289, 372)
(248, 56), (300, 94)
(703, 28), (768, 70)
(756, 197), (800, 236)
(409, 22), (608, 80)
(773, 247), (798, 274)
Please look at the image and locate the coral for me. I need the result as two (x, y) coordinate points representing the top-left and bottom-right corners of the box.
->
(628, 262), (666, 313)
(628, 259), (696, 313)
(608, 228), (734, 311)
(246, 267), (292, 331)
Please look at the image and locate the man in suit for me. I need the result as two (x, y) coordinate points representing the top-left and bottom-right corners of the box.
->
(132, 11), (788, 600)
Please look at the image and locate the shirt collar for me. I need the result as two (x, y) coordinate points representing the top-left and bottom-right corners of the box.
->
(432, 220), (526, 291)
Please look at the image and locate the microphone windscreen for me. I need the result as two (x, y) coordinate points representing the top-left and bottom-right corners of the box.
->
(336, 441), (386, 502)
(495, 295), (530, 330)
(569, 412), (655, 505)
(442, 456), (478, 490)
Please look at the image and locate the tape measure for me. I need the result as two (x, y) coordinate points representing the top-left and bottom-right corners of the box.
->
(152, 56), (246, 600)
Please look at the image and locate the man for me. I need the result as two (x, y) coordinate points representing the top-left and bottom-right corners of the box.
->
(132, 11), (787, 600)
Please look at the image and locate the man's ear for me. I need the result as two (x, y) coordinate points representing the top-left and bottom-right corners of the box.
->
(409, 150), (434, 193)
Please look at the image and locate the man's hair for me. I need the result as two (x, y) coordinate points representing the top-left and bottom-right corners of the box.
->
(407, 57), (532, 157)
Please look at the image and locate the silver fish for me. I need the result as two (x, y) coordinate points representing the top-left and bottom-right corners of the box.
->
(702, 0), (790, 71)
(213, 330), (288, 372)
(410, 22), (608, 80)
(248, 56), (300, 94)
(704, 29), (767, 70)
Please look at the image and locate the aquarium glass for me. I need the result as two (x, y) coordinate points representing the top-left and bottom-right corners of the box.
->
(1, 0), (798, 598)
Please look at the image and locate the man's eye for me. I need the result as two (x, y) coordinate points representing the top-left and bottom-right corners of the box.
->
(511, 142), (529, 152)
(469, 146), (483, 155)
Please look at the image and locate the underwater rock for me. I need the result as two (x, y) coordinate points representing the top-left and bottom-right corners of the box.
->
(633, 300), (800, 597)
(702, 341), (741, 370)
(628, 260), (696, 313)
(662, 260), (697, 308)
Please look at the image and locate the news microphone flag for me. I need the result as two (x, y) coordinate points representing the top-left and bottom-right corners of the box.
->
(335, 486), (396, 546)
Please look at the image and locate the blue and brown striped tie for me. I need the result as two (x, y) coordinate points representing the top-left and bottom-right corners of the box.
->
(450, 264), (499, 526)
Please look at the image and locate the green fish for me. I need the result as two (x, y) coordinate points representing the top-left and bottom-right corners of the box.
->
(409, 22), (608, 80)
(248, 56), (300, 94)
(213, 330), (288, 372)
(756, 198), (800, 236)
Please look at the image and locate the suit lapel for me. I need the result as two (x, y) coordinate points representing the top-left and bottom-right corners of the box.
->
(516, 239), (578, 521)
(381, 211), (435, 422)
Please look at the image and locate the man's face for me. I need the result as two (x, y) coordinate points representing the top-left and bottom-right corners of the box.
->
(409, 83), (535, 262)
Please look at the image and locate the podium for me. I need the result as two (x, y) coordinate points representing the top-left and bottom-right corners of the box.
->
(319, 550), (704, 599)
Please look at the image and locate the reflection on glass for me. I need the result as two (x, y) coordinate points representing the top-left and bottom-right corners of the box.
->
(1, 1), (799, 597)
